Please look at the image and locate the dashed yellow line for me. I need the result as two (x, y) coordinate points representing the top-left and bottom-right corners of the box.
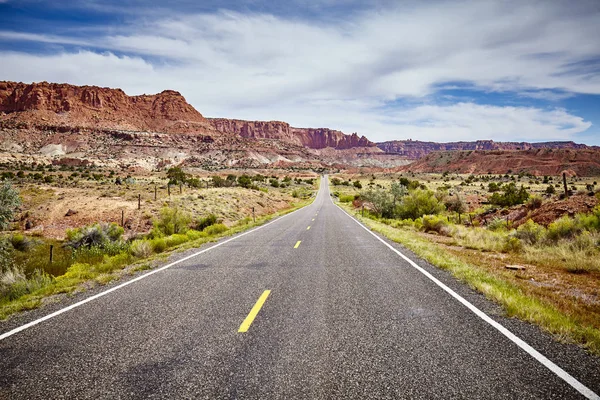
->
(238, 290), (271, 333)
(307, 226), (311, 230)
(294, 240), (301, 248)
(312, 218), (315, 221)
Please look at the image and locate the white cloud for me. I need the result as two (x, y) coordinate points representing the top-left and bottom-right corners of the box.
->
(0, 0), (598, 142)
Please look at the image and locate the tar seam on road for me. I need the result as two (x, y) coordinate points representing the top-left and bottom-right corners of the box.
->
(238, 290), (271, 333)
(294, 240), (302, 248)
(335, 202), (600, 400)
(0, 204), (311, 342)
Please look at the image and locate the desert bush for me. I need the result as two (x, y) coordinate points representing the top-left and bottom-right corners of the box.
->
(269, 178), (280, 188)
(203, 223), (228, 236)
(331, 178), (341, 186)
(515, 220), (545, 245)
(575, 206), (600, 231)
(353, 180), (362, 189)
(195, 214), (218, 231)
(0, 267), (53, 301)
(130, 240), (152, 258)
(10, 234), (33, 252)
(0, 181), (21, 230)
(568, 232), (597, 253)
(526, 196), (543, 210)
(503, 236), (523, 253)
(66, 223), (124, 249)
(487, 218), (509, 232)
(421, 215), (449, 234)
(154, 206), (191, 235)
(361, 188), (395, 218)
(397, 189), (444, 220)
(150, 238), (167, 253)
(547, 216), (581, 242)
(212, 175), (226, 188)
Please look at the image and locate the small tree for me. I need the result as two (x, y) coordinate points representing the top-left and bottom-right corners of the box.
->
(446, 193), (467, 220)
(166, 167), (188, 185)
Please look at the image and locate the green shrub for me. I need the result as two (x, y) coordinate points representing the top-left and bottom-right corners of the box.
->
(186, 230), (207, 240)
(489, 183), (530, 207)
(165, 234), (189, 248)
(150, 238), (167, 253)
(503, 236), (523, 253)
(547, 216), (581, 242)
(0, 181), (21, 230)
(526, 196), (543, 210)
(397, 189), (444, 220)
(0, 267), (53, 301)
(421, 215), (449, 235)
(339, 194), (354, 203)
(10, 234), (33, 252)
(515, 220), (544, 245)
(203, 223), (228, 236)
(66, 222), (124, 249)
(487, 218), (509, 232)
(130, 240), (152, 258)
(154, 206), (191, 235)
(569, 232), (596, 253)
(575, 206), (600, 231)
(353, 180), (362, 189)
(195, 214), (218, 231)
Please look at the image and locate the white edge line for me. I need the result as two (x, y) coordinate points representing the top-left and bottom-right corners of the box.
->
(334, 202), (599, 400)
(0, 203), (310, 342)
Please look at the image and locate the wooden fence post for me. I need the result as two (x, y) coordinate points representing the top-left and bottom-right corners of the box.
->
(49, 245), (53, 264)
(138, 194), (141, 210)
(563, 172), (569, 198)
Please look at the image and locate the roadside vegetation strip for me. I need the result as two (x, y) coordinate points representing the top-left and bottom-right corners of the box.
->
(338, 202), (600, 356)
(238, 290), (271, 333)
(336, 203), (600, 400)
(0, 194), (317, 324)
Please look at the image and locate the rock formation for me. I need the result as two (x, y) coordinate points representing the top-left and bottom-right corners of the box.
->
(0, 81), (211, 134)
(208, 118), (375, 150)
(377, 139), (593, 159)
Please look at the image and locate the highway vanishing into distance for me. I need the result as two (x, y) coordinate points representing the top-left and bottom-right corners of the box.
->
(1, 178), (600, 399)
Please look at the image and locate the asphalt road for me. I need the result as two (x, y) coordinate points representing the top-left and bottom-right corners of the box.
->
(1, 177), (600, 399)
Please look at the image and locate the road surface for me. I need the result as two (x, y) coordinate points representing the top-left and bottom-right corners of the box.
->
(1, 177), (599, 399)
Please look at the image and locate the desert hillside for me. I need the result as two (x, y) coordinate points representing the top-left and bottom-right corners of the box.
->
(402, 148), (600, 176)
(378, 139), (595, 159)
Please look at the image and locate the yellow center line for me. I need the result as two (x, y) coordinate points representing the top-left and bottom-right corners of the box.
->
(307, 226), (311, 230)
(238, 290), (271, 333)
(294, 240), (301, 248)
(312, 218), (315, 221)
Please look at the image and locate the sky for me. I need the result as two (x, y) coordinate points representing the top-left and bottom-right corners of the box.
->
(0, 0), (599, 145)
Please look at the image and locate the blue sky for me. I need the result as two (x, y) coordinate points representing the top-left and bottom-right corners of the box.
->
(1, 0), (599, 145)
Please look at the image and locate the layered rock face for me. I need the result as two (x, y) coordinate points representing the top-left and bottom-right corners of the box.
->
(208, 118), (374, 150)
(0, 81), (210, 134)
(377, 140), (592, 159)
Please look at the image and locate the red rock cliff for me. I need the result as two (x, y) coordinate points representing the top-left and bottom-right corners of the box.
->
(0, 81), (209, 134)
(208, 118), (374, 150)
